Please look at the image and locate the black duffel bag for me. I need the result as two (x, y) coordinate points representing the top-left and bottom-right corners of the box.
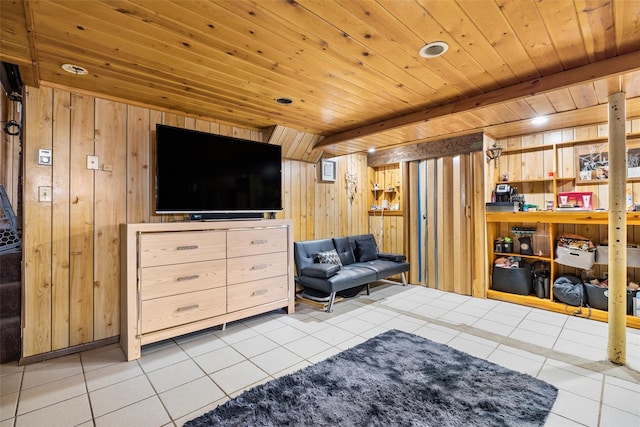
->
(553, 274), (584, 306)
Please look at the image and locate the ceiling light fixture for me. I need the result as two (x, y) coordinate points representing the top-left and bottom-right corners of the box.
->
(368, 148), (376, 153)
(419, 41), (449, 59)
(531, 116), (548, 125)
(275, 97), (293, 105)
(61, 63), (88, 75)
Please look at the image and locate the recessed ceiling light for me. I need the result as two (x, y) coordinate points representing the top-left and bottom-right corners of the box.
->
(275, 97), (293, 105)
(531, 116), (548, 125)
(419, 41), (449, 58)
(368, 148), (376, 153)
(61, 63), (88, 75)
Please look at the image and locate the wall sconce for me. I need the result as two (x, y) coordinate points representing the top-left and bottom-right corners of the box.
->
(486, 142), (503, 168)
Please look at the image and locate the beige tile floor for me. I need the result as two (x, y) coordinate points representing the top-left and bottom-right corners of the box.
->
(1, 283), (639, 427)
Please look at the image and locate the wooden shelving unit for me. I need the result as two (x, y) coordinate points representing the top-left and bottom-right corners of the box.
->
(369, 163), (402, 213)
(487, 211), (640, 328)
(486, 130), (640, 329)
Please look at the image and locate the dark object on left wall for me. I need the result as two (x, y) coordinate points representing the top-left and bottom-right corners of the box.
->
(0, 62), (23, 101)
(0, 251), (21, 363)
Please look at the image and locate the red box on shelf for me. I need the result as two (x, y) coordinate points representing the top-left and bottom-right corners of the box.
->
(557, 191), (593, 210)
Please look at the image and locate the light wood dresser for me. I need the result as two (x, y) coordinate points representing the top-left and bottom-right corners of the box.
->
(120, 220), (294, 361)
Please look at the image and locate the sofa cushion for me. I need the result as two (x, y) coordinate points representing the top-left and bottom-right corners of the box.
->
(377, 252), (406, 262)
(301, 264), (340, 279)
(355, 237), (378, 262)
(294, 239), (336, 272)
(332, 237), (356, 265)
(317, 249), (343, 266)
(297, 265), (377, 294)
(359, 259), (410, 279)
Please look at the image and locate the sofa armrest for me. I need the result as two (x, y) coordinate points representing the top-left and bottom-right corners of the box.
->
(377, 252), (406, 262)
(301, 264), (340, 279)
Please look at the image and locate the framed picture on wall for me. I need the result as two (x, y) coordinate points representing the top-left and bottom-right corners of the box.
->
(320, 159), (337, 182)
(576, 140), (640, 183)
(575, 143), (608, 183)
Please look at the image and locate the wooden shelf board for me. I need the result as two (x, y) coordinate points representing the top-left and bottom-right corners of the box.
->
(368, 210), (403, 216)
(494, 252), (552, 262)
(496, 179), (553, 184)
(499, 133), (640, 154)
(496, 177), (575, 185)
(576, 176), (640, 185)
(486, 211), (640, 225)
(487, 290), (640, 329)
(501, 145), (554, 155)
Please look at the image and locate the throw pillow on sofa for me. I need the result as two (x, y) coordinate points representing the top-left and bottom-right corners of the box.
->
(317, 249), (343, 266)
(355, 238), (378, 262)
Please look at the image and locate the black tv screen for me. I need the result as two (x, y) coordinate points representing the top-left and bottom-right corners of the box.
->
(155, 124), (282, 214)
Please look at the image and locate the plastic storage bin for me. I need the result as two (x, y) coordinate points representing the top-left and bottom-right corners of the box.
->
(583, 283), (635, 314)
(555, 246), (596, 270)
(595, 245), (640, 268)
(492, 263), (532, 295)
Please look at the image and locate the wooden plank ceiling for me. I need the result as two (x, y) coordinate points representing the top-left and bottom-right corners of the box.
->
(2, 0), (640, 162)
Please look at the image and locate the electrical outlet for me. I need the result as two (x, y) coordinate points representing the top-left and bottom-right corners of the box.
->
(38, 186), (52, 202)
(87, 155), (99, 170)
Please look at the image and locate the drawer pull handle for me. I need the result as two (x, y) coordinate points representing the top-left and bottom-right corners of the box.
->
(251, 239), (267, 245)
(177, 245), (198, 251)
(251, 264), (268, 270)
(177, 274), (200, 282)
(177, 304), (199, 312)
(252, 289), (268, 296)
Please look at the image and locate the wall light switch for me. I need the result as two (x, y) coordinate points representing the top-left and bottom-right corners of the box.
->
(39, 186), (52, 202)
(87, 155), (99, 170)
(38, 149), (52, 166)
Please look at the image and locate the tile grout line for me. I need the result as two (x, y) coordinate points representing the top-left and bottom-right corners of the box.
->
(79, 352), (97, 427)
(360, 290), (640, 383)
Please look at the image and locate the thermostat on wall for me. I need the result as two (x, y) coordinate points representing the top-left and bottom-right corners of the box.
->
(38, 149), (52, 165)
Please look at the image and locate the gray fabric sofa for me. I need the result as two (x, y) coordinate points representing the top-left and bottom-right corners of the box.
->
(293, 234), (410, 312)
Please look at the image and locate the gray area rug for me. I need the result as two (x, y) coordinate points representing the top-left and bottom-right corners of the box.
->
(184, 329), (558, 426)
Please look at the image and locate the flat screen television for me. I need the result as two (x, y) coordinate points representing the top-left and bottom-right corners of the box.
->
(155, 124), (282, 216)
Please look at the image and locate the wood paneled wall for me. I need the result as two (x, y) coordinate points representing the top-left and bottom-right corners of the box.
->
(21, 85), (369, 358)
(289, 154), (369, 241)
(368, 213), (404, 255)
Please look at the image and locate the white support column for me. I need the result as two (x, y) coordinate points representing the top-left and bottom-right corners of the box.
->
(607, 91), (627, 365)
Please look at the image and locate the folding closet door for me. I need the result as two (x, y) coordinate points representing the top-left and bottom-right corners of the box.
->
(408, 153), (478, 295)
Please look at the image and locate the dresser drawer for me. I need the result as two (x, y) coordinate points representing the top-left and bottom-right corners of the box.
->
(227, 252), (287, 285)
(139, 231), (226, 267)
(141, 287), (226, 334)
(227, 276), (288, 312)
(227, 228), (288, 258)
(140, 259), (226, 300)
